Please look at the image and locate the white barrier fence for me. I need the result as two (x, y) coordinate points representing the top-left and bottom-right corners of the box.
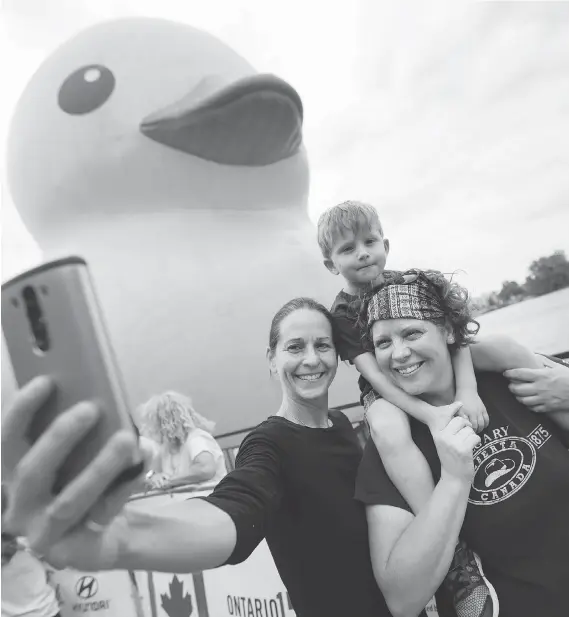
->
(51, 487), (438, 617)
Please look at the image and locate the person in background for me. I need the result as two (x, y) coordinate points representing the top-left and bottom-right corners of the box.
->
(1, 484), (61, 617)
(138, 391), (227, 491)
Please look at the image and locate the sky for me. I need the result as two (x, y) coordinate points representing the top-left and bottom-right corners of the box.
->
(1, 0), (568, 297)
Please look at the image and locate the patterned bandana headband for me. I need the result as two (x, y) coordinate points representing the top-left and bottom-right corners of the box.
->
(367, 274), (446, 325)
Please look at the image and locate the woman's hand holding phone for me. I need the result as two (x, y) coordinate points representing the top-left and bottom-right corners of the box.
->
(1, 376), (145, 570)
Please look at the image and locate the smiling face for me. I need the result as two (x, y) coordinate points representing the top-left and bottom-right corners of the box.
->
(371, 318), (455, 404)
(325, 225), (389, 293)
(268, 308), (338, 403)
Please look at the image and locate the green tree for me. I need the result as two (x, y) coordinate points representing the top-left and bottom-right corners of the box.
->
(497, 280), (526, 304)
(524, 250), (569, 297)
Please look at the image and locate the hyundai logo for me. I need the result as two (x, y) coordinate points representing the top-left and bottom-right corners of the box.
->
(76, 575), (99, 599)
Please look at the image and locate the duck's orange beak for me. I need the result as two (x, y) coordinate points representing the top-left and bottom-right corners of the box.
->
(140, 73), (303, 166)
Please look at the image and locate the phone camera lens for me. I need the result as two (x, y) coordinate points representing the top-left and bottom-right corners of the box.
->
(22, 285), (37, 303)
(22, 285), (50, 352)
(34, 319), (50, 352)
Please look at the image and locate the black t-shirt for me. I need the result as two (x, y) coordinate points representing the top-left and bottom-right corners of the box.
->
(202, 411), (391, 617)
(330, 270), (403, 400)
(355, 371), (569, 617)
(330, 289), (371, 363)
(330, 290), (375, 403)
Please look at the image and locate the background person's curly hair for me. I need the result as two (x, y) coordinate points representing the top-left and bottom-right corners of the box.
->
(139, 391), (216, 448)
(362, 269), (480, 352)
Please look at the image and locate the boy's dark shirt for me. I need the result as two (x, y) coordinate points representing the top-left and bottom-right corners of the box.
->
(330, 270), (402, 401)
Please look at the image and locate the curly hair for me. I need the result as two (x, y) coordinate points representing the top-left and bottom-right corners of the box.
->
(138, 391), (216, 448)
(363, 269), (480, 351)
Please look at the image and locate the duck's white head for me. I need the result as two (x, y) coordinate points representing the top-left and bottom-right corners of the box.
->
(4, 18), (356, 434)
(7, 17), (307, 243)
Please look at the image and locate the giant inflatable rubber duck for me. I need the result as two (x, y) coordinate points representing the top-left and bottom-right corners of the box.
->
(5, 17), (357, 435)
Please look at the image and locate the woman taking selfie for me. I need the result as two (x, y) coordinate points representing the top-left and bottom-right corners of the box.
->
(2, 298), (391, 617)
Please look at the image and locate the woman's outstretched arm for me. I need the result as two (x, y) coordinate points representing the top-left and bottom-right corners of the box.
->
(2, 377), (282, 574)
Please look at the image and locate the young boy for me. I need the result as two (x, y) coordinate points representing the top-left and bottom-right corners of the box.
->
(318, 201), (496, 617)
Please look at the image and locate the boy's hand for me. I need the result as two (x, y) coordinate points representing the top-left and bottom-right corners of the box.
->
(455, 390), (489, 433)
(401, 273), (418, 284)
(432, 416), (480, 483)
(426, 401), (465, 433)
(505, 362), (569, 413)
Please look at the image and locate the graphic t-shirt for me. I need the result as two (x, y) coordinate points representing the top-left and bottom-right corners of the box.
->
(355, 370), (569, 617)
(202, 411), (392, 617)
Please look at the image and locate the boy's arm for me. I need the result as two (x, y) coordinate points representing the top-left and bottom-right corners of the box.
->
(452, 345), (477, 391)
(470, 334), (542, 372)
(354, 353), (438, 426)
(470, 336), (569, 431)
(452, 346), (489, 432)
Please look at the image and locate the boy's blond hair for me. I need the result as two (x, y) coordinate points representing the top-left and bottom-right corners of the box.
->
(317, 200), (384, 259)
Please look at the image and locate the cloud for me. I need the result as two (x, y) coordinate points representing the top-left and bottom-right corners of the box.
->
(1, 0), (568, 295)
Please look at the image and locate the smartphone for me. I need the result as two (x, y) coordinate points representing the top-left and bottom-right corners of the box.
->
(2, 256), (142, 493)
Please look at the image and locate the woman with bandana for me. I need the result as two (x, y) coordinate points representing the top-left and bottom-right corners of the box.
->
(355, 270), (569, 617)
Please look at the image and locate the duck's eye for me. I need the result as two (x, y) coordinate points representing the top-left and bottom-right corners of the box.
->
(58, 65), (115, 115)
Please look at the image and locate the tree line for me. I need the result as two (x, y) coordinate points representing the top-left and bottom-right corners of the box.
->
(474, 250), (569, 314)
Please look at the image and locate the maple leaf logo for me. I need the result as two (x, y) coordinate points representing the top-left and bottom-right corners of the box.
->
(160, 575), (193, 617)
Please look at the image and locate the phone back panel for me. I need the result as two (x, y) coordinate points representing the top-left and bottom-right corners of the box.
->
(2, 257), (137, 490)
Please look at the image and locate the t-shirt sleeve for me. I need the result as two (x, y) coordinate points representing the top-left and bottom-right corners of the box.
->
(185, 431), (223, 463)
(354, 439), (412, 513)
(333, 313), (372, 363)
(200, 429), (283, 565)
